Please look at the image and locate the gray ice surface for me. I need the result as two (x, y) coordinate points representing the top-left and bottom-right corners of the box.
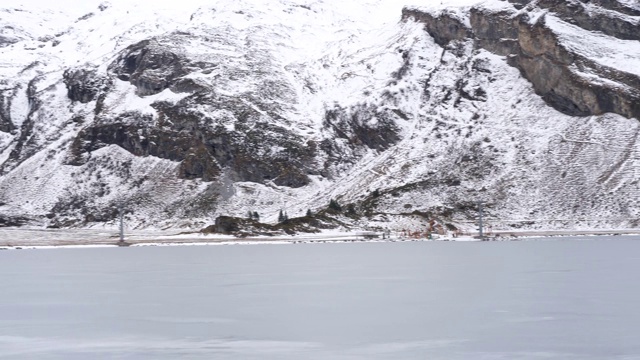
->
(1, 237), (640, 359)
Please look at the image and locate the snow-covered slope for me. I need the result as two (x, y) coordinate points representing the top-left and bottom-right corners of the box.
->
(0, 0), (638, 232)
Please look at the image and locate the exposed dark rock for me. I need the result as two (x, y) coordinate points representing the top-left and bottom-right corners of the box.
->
(169, 78), (207, 93)
(324, 104), (401, 151)
(108, 39), (197, 96)
(203, 216), (281, 236)
(156, 95), (315, 187)
(0, 35), (18, 48)
(402, 8), (472, 47)
(508, 0), (640, 17)
(203, 214), (332, 236)
(208, 216), (245, 234)
(516, 16), (640, 118)
(67, 121), (222, 181)
(0, 116), (11, 133)
(275, 214), (337, 234)
(76, 12), (95, 22)
(507, 0), (531, 10)
(533, 0), (640, 41)
(63, 68), (111, 103)
(455, 77), (488, 103)
(469, 7), (520, 56)
(0, 215), (30, 227)
(0, 88), (15, 133)
(67, 93), (317, 187)
(0, 78), (41, 174)
(179, 145), (221, 182)
(403, 3), (640, 120)
(593, 0), (640, 16)
(47, 195), (121, 227)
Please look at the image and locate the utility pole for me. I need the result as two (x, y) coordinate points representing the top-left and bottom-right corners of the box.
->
(477, 201), (485, 241)
(119, 204), (124, 243)
(117, 201), (129, 247)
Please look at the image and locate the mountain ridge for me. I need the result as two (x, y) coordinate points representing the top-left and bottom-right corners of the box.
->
(0, 0), (638, 233)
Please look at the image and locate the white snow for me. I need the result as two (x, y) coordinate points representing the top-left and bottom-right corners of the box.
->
(103, 81), (190, 117)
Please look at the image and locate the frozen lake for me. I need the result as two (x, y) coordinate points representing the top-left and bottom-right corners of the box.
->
(1, 237), (640, 359)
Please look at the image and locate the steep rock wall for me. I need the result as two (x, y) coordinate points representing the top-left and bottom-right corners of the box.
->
(402, 2), (640, 120)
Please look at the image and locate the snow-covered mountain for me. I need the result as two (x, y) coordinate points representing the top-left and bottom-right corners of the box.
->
(1, 0), (638, 232)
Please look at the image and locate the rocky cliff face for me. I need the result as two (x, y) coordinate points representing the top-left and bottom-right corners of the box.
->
(531, 0), (640, 41)
(403, 0), (640, 120)
(108, 39), (198, 96)
(0, 94), (15, 133)
(63, 68), (111, 104)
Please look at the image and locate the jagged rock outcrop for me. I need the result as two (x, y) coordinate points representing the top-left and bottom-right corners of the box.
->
(67, 92), (317, 187)
(469, 8), (520, 56)
(67, 121), (222, 181)
(63, 68), (111, 103)
(0, 215), (29, 227)
(324, 104), (401, 152)
(530, 0), (640, 41)
(152, 94), (317, 187)
(0, 35), (17, 48)
(401, 9), (472, 47)
(516, 16), (640, 118)
(509, 0), (640, 17)
(108, 39), (197, 96)
(402, 1), (640, 120)
(0, 90), (15, 133)
(0, 79), (41, 175)
(0, 116), (10, 133)
(62, 28), (318, 188)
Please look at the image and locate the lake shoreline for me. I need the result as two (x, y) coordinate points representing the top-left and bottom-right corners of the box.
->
(1, 228), (639, 250)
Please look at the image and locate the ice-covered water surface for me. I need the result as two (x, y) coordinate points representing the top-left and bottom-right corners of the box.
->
(1, 238), (640, 359)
